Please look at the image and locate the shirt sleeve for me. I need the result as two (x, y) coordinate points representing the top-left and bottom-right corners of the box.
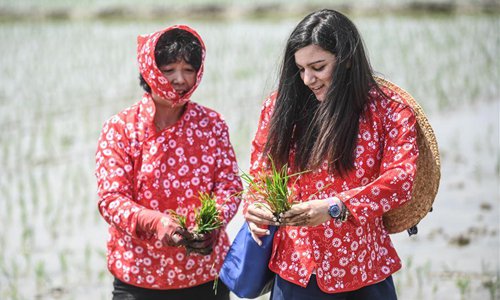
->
(242, 94), (276, 213)
(95, 117), (146, 239)
(212, 118), (244, 226)
(337, 105), (419, 226)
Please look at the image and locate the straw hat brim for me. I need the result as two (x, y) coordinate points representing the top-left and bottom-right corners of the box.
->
(375, 77), (441, 234)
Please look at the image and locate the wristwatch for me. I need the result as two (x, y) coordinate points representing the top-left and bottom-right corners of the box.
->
(327, 197), (349, 222)
(328, 202), (342, 219)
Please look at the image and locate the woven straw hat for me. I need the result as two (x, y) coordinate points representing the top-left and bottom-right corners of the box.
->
(375, 77), (441, 234)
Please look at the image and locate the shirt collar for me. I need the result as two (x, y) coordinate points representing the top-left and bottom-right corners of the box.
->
(138, 93), (192, 134)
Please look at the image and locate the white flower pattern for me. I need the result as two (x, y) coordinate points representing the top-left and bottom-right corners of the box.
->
(246, 85), (418, 293)
(95, 96), (242, 289)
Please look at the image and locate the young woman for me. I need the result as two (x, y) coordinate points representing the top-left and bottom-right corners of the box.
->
(244, 9), (419, 300)
(95, 25), (242, 300)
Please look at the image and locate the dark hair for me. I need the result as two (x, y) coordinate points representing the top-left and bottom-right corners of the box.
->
(265, 9), (381, 175)
(139, 28), (203, 93)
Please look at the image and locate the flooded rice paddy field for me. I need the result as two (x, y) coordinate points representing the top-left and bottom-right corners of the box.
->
(0, 12), (498, 300)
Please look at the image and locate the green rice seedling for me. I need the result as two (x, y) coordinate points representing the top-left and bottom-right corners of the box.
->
(97, 249), (106, 260)
(0, 233), (5, 259)
(29, 171), (39, 211)
(27, 130), (36, 164)
(60, 134), (73, 150)
(455, 276), (470, 300)
(18, 180), (27, 227)
(240, 155), (307, 217)
(5, 195), (13, 224)
(432, 282), (439, 298)
(482, 275), (499, 300)
(0, 254), (7, 275)
(42, 119), (54, 153)
(393, 274), (401, 298)
(481, 261), (499, 300)
(0, 178), (12, 223)
(416, 265), (425, 299)
(49, 212), (60, 240)
(169, 192), (223, 234)
(1, 139), (8, 167)
(85, 243), (92, 279)
(10, 286), (19, 300)
(42, 173), (52, 217)
(98, 269), (108, 282)
(11, 259), (19, 279)
(416, 260), (432, 296)
(211, 261), (219, 295)
(2, 259), (20, 300)
(405, 256), (414, 286)
(72, 165), (85, 207)
(168, 210), (187, 230)
(59, 251), (68, 283)
(170, 193), (223, 262)
(35, 260), (45, 292)
(21, 226), (33, 256)
(193, 192), (223, 234)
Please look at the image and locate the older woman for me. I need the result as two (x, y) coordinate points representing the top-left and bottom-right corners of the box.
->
(95, 25), (242, 300)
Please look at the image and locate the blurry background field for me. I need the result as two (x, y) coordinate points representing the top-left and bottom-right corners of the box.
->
(0, 0), (498, 299)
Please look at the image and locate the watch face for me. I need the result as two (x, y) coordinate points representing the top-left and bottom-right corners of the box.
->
(329, 204), (341, 218)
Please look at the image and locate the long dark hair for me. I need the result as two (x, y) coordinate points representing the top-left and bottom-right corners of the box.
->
(265, 9), (380, 175)
(139, 29), (202, 93)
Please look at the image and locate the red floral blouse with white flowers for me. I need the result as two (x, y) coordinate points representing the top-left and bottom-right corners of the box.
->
(95, 95), (242, 289)
(248, 85), (419, 293)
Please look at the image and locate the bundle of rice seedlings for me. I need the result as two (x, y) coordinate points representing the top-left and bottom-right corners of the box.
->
(169, 211), (187, 229)
(194, 192), (223, 234)
(169, 192), (222, 234)
(241, 155), (307, 217)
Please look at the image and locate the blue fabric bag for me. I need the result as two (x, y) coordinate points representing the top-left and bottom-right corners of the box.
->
(219, 222), (277, 299)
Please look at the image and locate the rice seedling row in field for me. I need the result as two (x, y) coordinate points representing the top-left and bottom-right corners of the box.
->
(0, 14), (497, 299)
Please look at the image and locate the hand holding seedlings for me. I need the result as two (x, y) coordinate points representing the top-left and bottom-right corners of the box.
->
(170, 192), (223, 255)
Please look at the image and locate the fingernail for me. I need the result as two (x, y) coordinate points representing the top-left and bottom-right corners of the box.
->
(273, 217), (277, 221)
(258, 241), (262, 246)
(265, 230), (270, 235)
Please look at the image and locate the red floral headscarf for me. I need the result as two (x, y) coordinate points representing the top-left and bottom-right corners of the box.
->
(137, 25), (206, 105)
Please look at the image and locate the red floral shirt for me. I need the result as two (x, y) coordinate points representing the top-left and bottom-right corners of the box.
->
(248, 86), (419, 293)
(95, 95), (242, 289)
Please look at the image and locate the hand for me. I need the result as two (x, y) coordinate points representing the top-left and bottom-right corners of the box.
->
(247, 221), (274, 246)
(186, 230), (219, 256)
(244, 203), (279, 245)
(158, 218), (193, 247)
(136, 209), (193, 247)
(279, 199), (331, 226)
(244, 202), (278, 226)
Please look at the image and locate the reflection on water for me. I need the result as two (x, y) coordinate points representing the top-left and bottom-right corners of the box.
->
(0, 13), (497, 300)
